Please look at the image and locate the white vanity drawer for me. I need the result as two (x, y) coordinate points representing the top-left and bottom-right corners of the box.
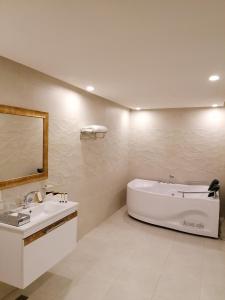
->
(23, 213), (77, 288)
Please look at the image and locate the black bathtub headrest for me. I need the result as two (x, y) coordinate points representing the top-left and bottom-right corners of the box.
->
(208, 179), (220, 191)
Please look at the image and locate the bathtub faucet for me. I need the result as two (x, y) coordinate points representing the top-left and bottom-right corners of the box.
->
(168, 174), (175, 184)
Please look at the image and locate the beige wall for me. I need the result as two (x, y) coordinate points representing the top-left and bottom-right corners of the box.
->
(129, 109), (225, 214)
(0, 57), (130, 239)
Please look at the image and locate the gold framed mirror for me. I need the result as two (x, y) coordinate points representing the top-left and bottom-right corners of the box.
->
(0, 105), (48, 189)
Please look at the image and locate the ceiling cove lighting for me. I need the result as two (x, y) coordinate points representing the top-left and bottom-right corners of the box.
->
(135, 107), (141, 110)
(209, 75), (220, 82)
(86, 86), (95, 92)
(212, 104), (219, 108)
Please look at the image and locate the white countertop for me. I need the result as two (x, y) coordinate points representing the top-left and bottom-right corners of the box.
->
(0, 199), (79, 238)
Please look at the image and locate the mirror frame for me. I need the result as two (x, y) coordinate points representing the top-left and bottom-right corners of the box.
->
(0, 104), (48, 189)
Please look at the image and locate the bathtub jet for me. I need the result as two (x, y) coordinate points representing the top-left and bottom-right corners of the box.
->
(127, 179), (220, 238)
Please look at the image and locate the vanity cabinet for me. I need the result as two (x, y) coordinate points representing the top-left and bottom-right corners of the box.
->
(0, 208), (78, 289)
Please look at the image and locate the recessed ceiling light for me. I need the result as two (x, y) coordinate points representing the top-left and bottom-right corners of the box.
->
(209, 75), (220, 82)
(135, 107), (141, 110)
(212, 104), (218, 107)
(86, 85), (95, 92)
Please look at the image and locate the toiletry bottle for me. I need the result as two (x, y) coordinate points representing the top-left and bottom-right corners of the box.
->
(41, 184), (54, 200)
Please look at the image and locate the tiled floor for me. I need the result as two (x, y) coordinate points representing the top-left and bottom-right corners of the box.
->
(2, 206), (225, 300)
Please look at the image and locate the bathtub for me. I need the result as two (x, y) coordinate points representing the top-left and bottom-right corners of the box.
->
(127, 179), (220, 238)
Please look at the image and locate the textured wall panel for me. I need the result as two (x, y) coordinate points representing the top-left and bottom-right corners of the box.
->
(0, 57), (130, 241)
(129, 109), (225, 215)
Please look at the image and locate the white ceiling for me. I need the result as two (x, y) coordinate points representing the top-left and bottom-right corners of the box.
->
(0, 0), (225, 109)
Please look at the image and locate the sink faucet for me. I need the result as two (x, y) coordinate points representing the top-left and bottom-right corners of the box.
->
(169, 174), (175, 184)
(23, 191), (37, 209)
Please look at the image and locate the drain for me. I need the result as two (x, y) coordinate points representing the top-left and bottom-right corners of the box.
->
(16, 295), (29, 300)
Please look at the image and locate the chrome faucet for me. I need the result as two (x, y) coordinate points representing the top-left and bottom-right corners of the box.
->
(23, 191), (37, 209)
(169, 174), (175, 184)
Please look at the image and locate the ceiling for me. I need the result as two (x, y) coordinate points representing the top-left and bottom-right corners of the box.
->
(0, 0), (225, 109)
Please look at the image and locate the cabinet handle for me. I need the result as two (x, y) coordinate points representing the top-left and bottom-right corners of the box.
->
(24, 211), (77, 246)
(45, 221), (66, 234)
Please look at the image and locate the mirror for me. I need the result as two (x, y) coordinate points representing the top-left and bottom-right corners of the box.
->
(0, 105), (48, 189)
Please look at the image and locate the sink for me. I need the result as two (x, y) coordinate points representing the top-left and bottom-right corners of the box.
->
(22, 204), (46, 219)
(22, 201), (65, 218)
(0, 198), (79, 238)
(43, 201), (63, 213)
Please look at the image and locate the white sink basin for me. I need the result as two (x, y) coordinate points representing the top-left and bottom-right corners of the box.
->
(43, 201), (63, 213)
(0, 198), (78, 237)
(22, 201), (65, 218)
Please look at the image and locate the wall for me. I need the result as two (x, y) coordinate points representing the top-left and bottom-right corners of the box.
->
(0, 56), (130, 238)
(129, 109), (225, 214)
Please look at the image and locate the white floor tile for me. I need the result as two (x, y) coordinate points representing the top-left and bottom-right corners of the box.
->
(152, 273), (201, 300)
(200, 282), (225, 300)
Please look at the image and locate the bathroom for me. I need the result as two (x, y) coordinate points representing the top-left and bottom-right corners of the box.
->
(0, 1), (225, 299)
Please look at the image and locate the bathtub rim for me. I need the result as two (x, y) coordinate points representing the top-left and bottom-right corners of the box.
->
(127, 178), (219, 201)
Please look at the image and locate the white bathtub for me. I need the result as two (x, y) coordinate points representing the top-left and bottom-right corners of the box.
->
(127, 179), (220, 238)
